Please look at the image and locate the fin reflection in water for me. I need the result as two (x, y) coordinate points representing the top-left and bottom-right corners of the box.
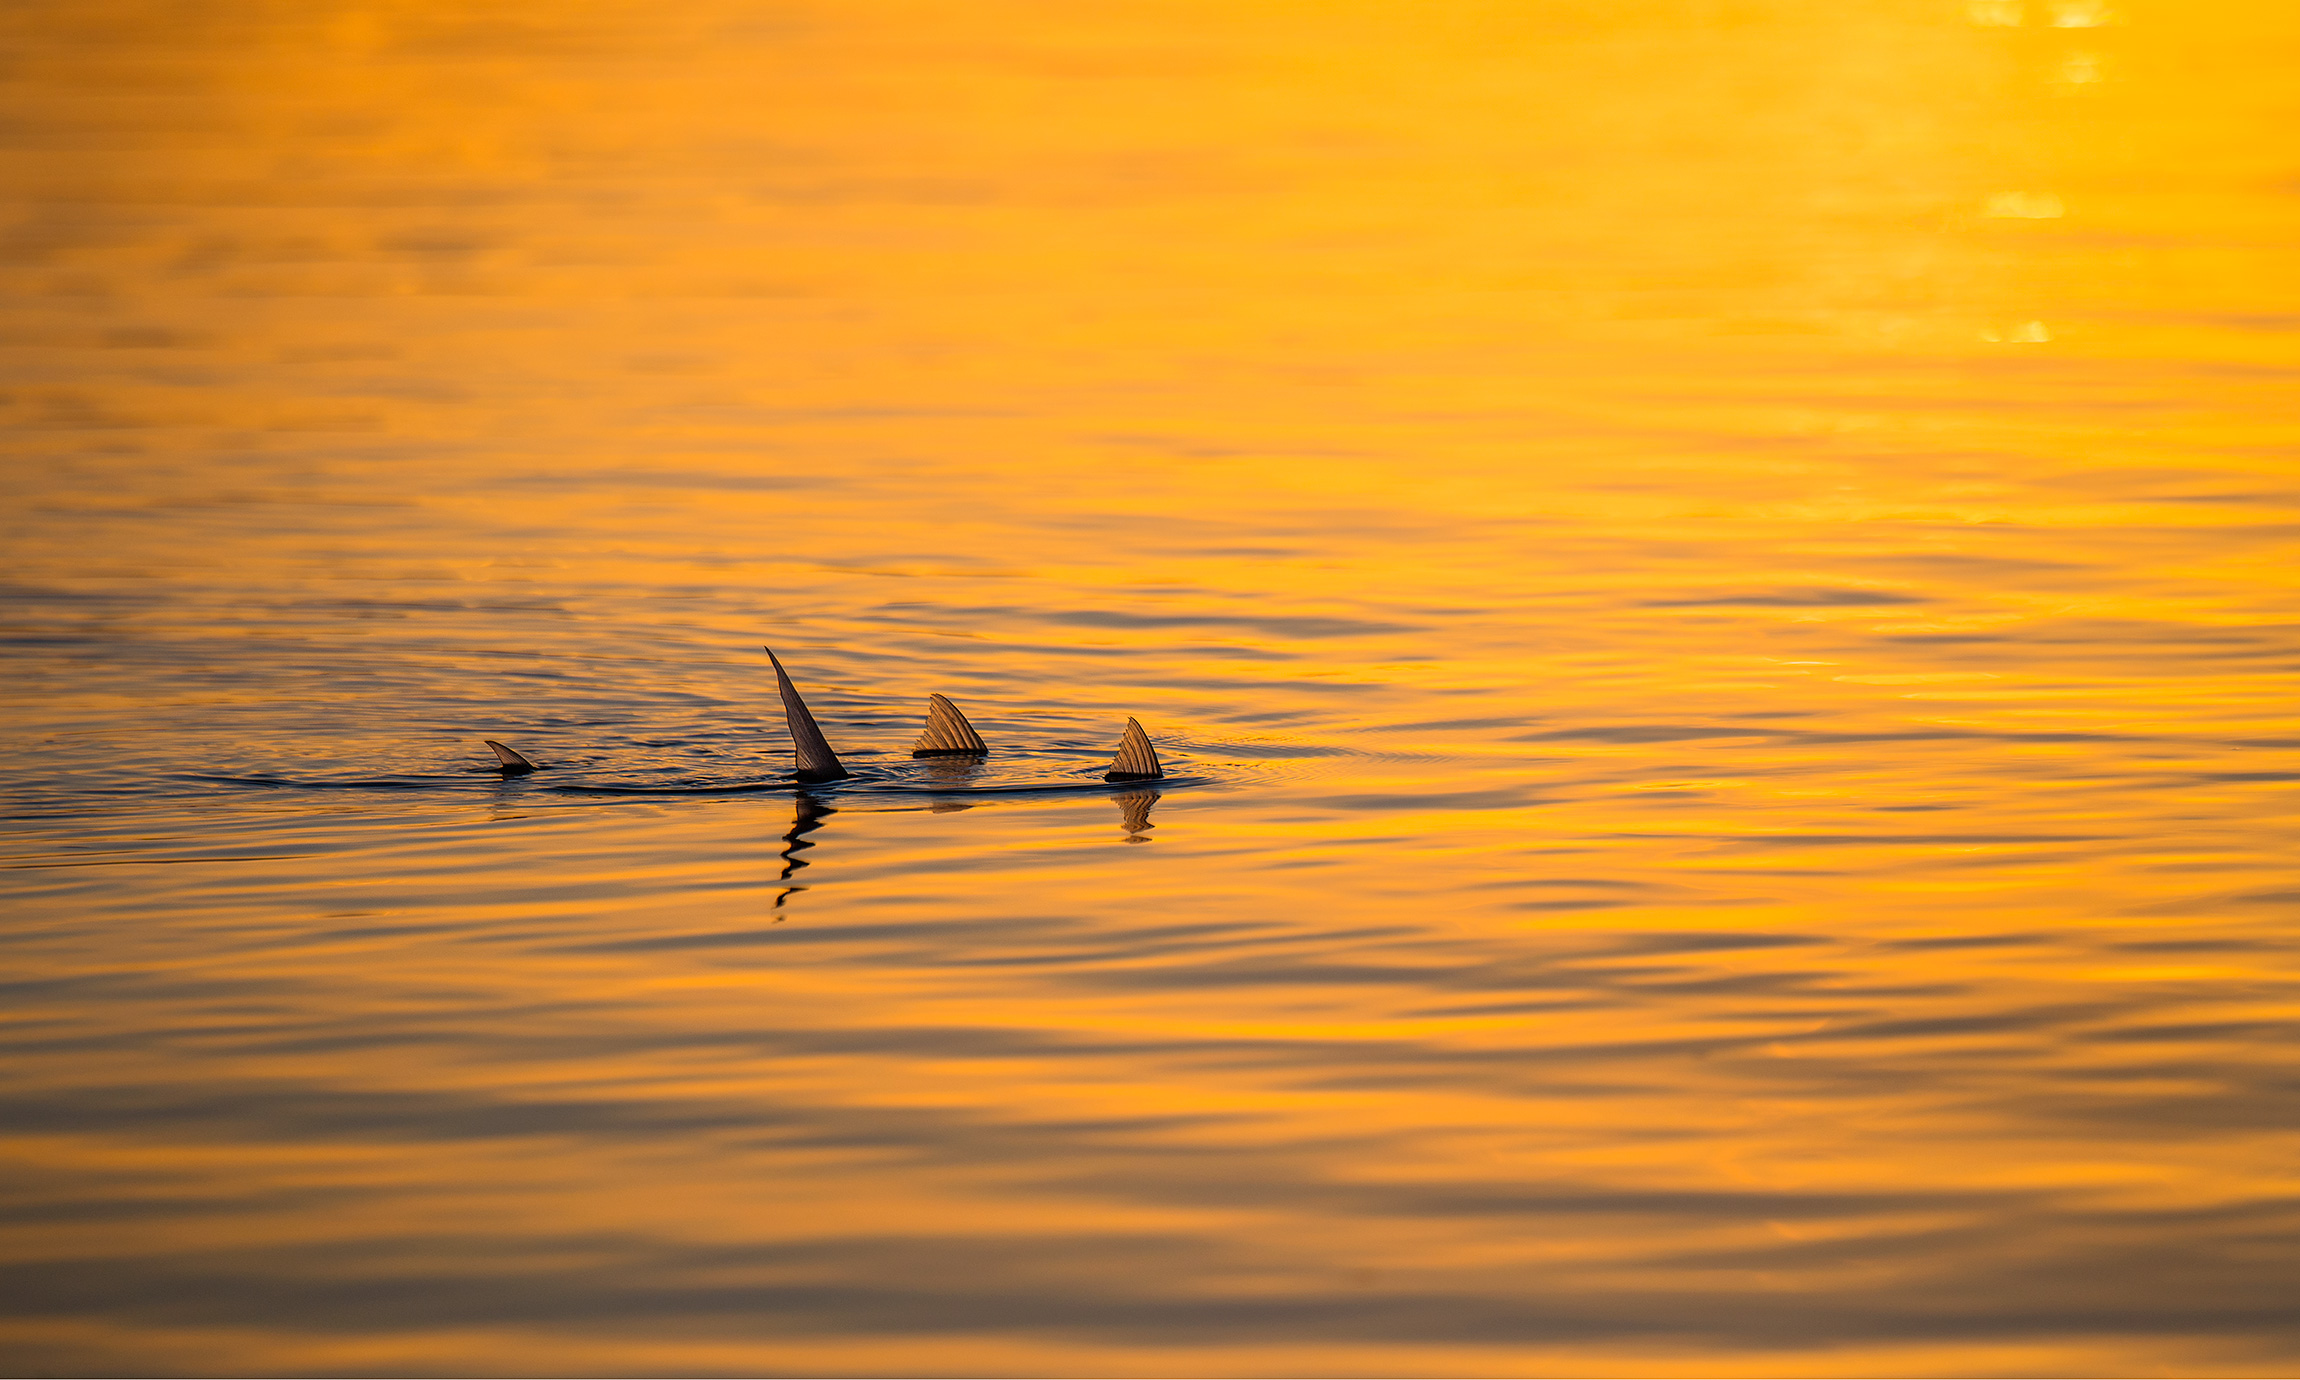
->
(482, 739), (536, 775)
(763, 646), (850, 783)
(772, 792), (834, 912)
(1114, 790), (1159, 840)
(911, 693), (988, 757)
(919, 752), (984, 805)
(1104, 716), (1163, 782)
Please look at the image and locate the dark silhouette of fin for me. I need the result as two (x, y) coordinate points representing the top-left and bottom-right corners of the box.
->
(483, 739), (536, 774)
(912, 693), (988, 757)
(1104, 716), (1163, 782)
(764, 646), (851, 783)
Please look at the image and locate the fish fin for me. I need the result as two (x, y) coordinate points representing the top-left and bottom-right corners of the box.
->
(483, 739), (536, 773)
(764, 647), (851, 782)
(1103, 716), (1163, 782)
(912, 693), (988, 756)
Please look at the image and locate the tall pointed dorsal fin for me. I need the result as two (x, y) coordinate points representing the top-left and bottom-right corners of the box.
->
(912, 693), (988, 756)
(483, 739), (536, 773)
(764, 646), (850, 783)
(1104, 716), (1163, 781)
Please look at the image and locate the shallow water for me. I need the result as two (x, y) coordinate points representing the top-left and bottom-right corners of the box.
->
(4, 0), (2299, 1374)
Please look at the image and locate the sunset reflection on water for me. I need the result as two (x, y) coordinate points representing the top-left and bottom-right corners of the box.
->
(3, 0), (2298, 1374)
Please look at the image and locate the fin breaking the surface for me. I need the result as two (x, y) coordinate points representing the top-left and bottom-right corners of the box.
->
(1104, 716), (1163, 782)
(764, 646), (851, 783)
(912, 693), (989, 757)
(483, 739), (537, 774)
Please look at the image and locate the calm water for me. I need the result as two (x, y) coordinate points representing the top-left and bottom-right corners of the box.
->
(5, 1), (2299, 1374)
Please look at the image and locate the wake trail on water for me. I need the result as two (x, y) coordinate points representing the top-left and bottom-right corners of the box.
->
(172, 768), (1211, 803)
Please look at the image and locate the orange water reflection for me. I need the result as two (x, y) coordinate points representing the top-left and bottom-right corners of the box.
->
(3, 0), (2298, 1374)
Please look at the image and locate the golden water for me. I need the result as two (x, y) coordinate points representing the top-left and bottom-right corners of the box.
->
(4, 1), (2298, 1374)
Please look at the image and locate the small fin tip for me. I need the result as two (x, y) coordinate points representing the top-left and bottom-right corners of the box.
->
(483, 739), (536, 772)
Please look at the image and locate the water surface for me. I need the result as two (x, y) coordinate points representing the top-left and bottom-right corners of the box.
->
(5, 1), (2299, 1374)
